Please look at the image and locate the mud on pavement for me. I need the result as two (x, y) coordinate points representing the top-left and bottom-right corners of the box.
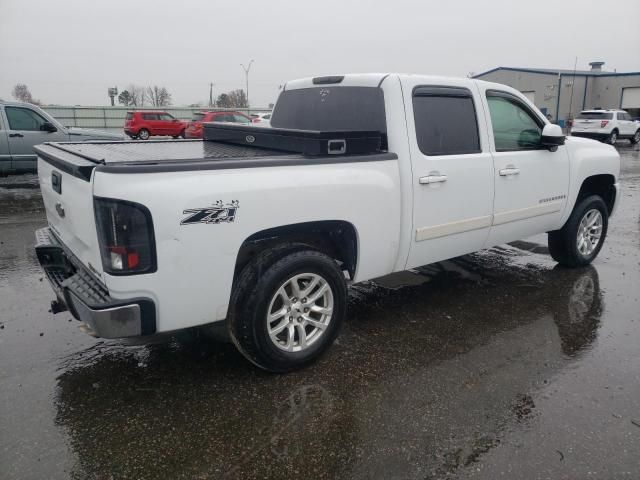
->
(1, 144), (639, 479)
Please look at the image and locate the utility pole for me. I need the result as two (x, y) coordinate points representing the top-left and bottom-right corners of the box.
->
(240, 60), (254, 113)
(209, 82), (214, 108)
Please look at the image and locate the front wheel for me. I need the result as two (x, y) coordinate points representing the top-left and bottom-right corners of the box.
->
(228, 247), (347, 372)
(548, 195), (609, 268)
(631, 129), (640, 145)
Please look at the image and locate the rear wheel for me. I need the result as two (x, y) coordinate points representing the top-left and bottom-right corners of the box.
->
(228, 245), (347, 372)
(631, 129), (640, 145)
(138, 128), (150, 140)
(607, 130), (618, 145)
(548, 195), (608, 268)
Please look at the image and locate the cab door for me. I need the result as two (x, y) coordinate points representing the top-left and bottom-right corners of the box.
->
(402, 78), (495, 269)
(478, 87), (570, 246)
(4, 105), (67, 171)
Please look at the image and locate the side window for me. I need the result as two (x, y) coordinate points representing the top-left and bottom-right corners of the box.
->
(142, 113), (159, 121)
(486, 93), (543, 151)
(159, 113), (175, 121)
(5, 107), (48, 131)
(412, 87), (481, 156)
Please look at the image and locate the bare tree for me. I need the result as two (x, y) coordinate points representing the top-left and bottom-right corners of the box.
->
(216, 89), (247, 109)
(227, 89), (248, 108)
(125, 85), (145, 107)
(145, 86), (172, 107)
(12, 83), (41, 104)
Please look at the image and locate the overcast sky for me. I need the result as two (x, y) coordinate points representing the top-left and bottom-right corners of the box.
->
(1, 0), (638, 107)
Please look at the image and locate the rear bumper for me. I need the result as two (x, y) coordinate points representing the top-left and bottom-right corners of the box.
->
(35, 227), (156, 338)
(570, 131), (610, 141)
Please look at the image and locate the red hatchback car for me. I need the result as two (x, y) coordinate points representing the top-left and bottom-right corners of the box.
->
(185, 111), (253, 139)
(124, 111), (188, 140)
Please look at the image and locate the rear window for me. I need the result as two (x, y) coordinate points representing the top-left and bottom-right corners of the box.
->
(191, 113), (206, 121)
(271, 86), (386, 134)
(577, 112), (613, 119)
(413, 87), (481, 156)
(126, 112), (134, 120)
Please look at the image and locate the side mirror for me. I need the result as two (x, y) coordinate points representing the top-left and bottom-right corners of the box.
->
(40, 122), (58, 133)
(541, 124), (565, 151)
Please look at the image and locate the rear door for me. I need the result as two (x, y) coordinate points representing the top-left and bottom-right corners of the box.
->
(142, 113), (160, 135)
(401, 79), (495, 268)
(4, 105), (67, 170)
(479, 88), (570, 246)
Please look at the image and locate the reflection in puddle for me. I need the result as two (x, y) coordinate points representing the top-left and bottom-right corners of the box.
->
(53, 248), (603, 479)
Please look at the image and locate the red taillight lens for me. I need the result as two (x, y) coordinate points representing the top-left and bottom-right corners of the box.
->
(601, 120), (609, 128)
(252, 118), (260, 123)
(95, 198), (156, 275)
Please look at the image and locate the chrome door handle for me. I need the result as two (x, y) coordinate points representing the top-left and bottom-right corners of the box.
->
(499, 167), (520, 176)
(419, 174), (448, 184)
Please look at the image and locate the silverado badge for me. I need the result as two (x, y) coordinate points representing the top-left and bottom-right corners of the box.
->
(181, 200), (239, 225)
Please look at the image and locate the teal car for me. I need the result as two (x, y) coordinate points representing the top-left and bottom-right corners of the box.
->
(0, 101), (123, 175)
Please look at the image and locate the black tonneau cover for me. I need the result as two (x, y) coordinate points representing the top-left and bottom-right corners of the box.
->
(34, 139), (396, 181)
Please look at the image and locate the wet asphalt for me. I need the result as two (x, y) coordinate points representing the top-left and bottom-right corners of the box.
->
(1, 144), (639, 480)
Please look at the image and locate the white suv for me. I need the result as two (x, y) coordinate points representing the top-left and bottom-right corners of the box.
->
(571, 109), (640, 145)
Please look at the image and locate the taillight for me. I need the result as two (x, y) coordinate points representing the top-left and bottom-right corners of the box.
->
(94, 197), (156, 275)
(601, 120), (609, 128)
(252, 118), (260, 123)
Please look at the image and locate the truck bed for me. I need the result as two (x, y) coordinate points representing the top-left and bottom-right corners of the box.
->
(34, 140), (395, 180)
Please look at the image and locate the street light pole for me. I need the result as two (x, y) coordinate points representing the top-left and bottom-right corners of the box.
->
(240, 59), (254, 113)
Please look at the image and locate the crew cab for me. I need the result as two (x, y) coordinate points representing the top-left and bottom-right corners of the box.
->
(184, 111), (252, 139)
(33, 73), (620, 372)
(0, 101), (123, 175)
(124, 111), (187, 140)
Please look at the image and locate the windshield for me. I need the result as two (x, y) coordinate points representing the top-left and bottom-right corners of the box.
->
(577, 112), (613, 120)
(271, 86), (386, 133)
(191, 113), (206, 121)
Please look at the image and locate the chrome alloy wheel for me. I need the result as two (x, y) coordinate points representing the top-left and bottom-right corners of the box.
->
(267, 273), (334, 352)
(576, 209), (603, 257)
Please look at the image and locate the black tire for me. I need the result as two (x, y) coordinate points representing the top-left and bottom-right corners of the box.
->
(548, 195), (608, 268)
(631, 129), (640, 145)
(607, 129), (618, 145)
(138, 128), (150, 140)
(228, 244), (347, 372)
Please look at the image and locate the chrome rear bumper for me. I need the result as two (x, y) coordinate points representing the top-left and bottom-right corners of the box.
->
(35, 227), (156, 338)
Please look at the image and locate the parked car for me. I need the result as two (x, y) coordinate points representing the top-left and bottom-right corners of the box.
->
(571, 109), (640, 144)
(124, 111), (187, 140)
(34, 73), (620, 372)
(250, 112), (272, 123)
(184, 111), (252, 139)
(0, 101), (123, 175)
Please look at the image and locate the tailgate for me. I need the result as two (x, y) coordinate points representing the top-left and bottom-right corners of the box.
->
(572, 119), (600, 130)
(35, 146), (104, 278)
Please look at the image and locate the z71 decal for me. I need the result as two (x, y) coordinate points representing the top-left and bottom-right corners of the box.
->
(181, 200), (239, 225)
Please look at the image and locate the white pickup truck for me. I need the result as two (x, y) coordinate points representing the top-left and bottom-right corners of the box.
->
(34, 73), (620, 372)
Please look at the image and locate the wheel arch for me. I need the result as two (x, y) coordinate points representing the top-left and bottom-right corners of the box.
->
(233, 220), (359, 283)
(575, 174), (616, 214)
